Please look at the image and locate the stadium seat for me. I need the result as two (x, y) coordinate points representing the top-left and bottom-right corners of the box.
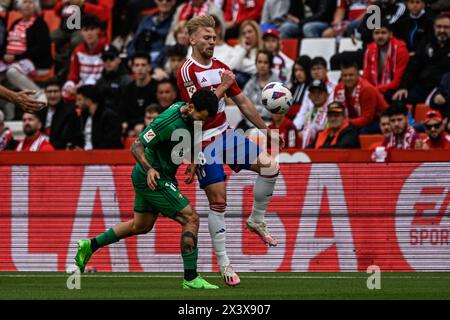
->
(280, 39), (299, 61)
(41, 9), (61, 33)
(328, 70), (341, 84)
(299, 38), (336, 67)
(359, 134), (384, 150)
(414, 104), (431, 122)
(338, 37), (363, 53)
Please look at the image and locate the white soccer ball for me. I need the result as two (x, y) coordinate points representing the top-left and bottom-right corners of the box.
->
(261, 82), (293, 114)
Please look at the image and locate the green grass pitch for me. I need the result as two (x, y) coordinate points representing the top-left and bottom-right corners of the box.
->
(1, 272), (450, 300)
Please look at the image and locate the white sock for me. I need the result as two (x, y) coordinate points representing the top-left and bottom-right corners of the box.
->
(250, 173), (278, 223)
(208, 204), (230, 267)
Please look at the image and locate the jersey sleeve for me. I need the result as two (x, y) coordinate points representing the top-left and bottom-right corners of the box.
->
(138, 118), (172, 149)
(177, 63), (199, 102)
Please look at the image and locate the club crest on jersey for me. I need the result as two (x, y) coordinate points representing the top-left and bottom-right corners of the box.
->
(143, 129), (156, 143)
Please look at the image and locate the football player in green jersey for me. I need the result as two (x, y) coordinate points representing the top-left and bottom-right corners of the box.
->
(75, 86), (232, 289)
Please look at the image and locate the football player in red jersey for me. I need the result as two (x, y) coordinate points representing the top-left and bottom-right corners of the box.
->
(177, 16), (284, 287)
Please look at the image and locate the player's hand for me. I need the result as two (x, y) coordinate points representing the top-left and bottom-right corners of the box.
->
(268, 129), (285, 149)
(13, 90), (46, 113)
(392, 89), (408, 101)
(221, 70), (235, 90)
(147, 168), (160, 190)
(184, 164), (197, 184)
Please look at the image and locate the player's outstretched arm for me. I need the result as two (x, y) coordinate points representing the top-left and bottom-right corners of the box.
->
(0, 85), (46, 113)
(232, 93), (268, 130)
(232, 93), (285, 148)
(130, 139), (160, 190)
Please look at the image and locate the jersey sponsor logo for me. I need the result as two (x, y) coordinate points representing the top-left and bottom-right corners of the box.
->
(194, 68), (224, 88)
(143, 129), (156, 143)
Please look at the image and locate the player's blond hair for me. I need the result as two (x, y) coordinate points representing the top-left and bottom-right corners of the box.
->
(186, 15), (216, 35)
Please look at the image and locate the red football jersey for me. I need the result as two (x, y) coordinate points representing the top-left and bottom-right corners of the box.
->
(177, 57), (241, 141)
(423, 133), (450, 150)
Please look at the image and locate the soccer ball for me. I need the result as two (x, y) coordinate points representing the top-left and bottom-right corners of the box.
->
(261, 82), (293, 114)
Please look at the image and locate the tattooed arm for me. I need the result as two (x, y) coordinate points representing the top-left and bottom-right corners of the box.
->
(130, 139), (160, 190)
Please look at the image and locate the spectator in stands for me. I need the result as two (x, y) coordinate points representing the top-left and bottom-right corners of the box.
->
(224, 0), (263, 39)
(396, 0), (434, 54)
(0, 109), (16, 150)
(430, 72), (450, 122)
(369, 110), (392, 149)
(419, 110), (450, 149)
(168, 0), (224, 44)
(362, 19), (410, 103)
(309, 101), (360, 149)
(279, 0), (305, 39)
(302, 0), (336, 38)
(38, 78), (83, 150)
(262, 28), (293, 84)
(95, 45), (132, 113)
(52, 0), (112, 78)
(228, 20), (263, 88)
(238, 49), (278, 130)
(0, 0), (51, 104)
(120, 52), (158, 137)
(210, 15), (234, 63)
(322, 0), (368, 38)
(144, 103), (162, 127)
(268, 112), (301, 148)
(383, 104), (418, 149)
(310, 57), (336, 94)
(76, 84), (122, 150)
(331, 0), (407, 70)
(260, 0), (290, 29)
(156, 79), (178, 110)
(294, 80), (330, 148)
(393, 14), (450, 105)
(285, 55), (312, 120)
(154, 22), (190, 81)
(16, 112), (54, 151)
(127, 0), (177, 67)
(166, 44), (188, 85)
(63, 15), (106, 100)
(334, 60), (389, 133)
(122, 0), (157, 36)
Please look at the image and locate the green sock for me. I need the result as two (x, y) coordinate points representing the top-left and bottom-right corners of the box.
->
(95, 228), (120, 248)
(182, 247), (198, 270)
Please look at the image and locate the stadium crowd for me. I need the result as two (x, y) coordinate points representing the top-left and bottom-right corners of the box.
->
(0, 0), (449, 152)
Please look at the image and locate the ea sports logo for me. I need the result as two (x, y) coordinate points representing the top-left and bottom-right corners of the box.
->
(396, 163), (450, 271)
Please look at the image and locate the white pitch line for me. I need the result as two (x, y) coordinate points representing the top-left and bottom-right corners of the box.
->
(1, 274), (450, 279)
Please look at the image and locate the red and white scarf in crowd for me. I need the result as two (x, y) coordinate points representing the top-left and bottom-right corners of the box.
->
(364, 37), (402, 86)
(6, 16), (37, 55)
(302, 103), (328, 149)
(16, 133), (49, 152)
(334, 78), (362, 118)
(179, 0), (210, 21)
(384, 126), (417, 150)
(230, 0), (257, 22)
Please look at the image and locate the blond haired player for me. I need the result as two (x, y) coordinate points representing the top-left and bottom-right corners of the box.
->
(178, 16), (284, 287)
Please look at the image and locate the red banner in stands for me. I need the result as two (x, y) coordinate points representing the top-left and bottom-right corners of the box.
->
(1, 162), (449, 272)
